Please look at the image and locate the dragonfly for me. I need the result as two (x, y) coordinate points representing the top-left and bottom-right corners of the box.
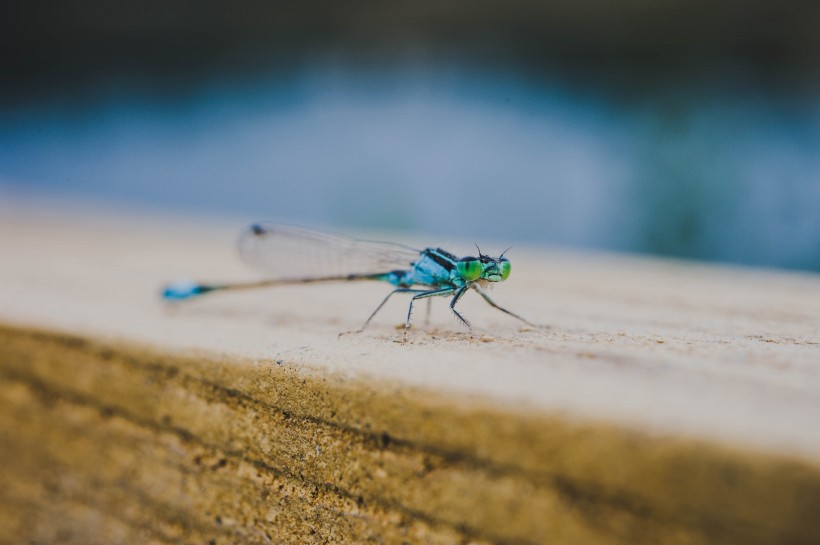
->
(162, 223), (534, 339)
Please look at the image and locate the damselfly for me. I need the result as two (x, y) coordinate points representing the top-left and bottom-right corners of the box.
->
(163, 223), (533, 339)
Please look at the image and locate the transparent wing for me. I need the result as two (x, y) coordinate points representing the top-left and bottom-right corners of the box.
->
(238, 223), (421, 280)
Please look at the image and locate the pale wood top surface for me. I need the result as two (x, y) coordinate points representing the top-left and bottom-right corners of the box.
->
(2, 196), (819, 461)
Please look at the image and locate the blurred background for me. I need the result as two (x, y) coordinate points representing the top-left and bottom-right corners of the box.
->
(1, 0), (819, 270)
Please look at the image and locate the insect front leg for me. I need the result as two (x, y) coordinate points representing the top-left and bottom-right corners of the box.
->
(471, 284), (536, 326)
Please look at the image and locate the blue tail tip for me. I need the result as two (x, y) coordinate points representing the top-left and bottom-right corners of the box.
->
(162, 280), (208, 300)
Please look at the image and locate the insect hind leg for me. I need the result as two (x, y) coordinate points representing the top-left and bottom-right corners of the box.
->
(340, 288), (427, 337)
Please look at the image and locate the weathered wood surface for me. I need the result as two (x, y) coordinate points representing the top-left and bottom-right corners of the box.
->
(1, 198), (819, 544)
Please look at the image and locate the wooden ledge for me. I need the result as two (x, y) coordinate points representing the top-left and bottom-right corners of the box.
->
(1, 200), (819, 543)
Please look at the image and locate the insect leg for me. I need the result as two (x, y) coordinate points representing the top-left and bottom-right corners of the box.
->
(404, 287), (456, 341)
(471, 284), (536, 326)
(350, 288), (428, 334)
(449, 286), (471, 328)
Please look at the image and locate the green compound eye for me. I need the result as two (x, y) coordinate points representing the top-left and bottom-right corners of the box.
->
(499, 258), (511, 280)
(457, 257), (483, 281)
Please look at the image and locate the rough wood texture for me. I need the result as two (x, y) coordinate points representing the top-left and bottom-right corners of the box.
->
(1, 198), (819, 544)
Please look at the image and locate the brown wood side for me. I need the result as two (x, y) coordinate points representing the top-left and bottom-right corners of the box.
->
(2, 324), (819, 545)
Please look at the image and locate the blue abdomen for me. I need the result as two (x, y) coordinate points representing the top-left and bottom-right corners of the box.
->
(162, 280), (211, 300)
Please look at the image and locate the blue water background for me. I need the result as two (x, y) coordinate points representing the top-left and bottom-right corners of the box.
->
(1, 63), (818, 270)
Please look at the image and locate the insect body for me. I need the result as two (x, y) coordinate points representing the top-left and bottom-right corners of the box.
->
(163, 223), (532, 339)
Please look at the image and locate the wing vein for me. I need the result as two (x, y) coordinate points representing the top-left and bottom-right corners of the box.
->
(238, 223), (420, 280)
